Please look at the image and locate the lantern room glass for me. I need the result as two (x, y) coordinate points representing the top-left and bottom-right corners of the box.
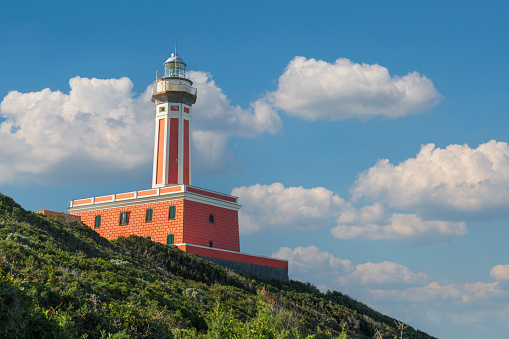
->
(164, 53), (186, 78)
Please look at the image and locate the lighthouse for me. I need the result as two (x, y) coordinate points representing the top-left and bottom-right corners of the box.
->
(67, 50), (289, 281)
(151, 51), (197, 187)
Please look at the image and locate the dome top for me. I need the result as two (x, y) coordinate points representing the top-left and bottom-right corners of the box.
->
(164, 52), (186, 67)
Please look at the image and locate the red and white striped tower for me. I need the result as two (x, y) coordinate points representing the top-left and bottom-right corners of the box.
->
(151, 50), (197, 187)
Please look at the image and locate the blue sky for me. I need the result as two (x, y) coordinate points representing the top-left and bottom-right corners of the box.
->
(3, 1), (509, 338)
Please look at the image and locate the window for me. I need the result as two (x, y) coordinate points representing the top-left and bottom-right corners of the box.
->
(119, 211), (129, 225)
(209, 240), (213, 248)
(94, 215), (101, 228)
(146, 208), (153, 222)
(167, 234), (174, 245)
(169, 205), (176, 220)
(209, 214), (214, 224)
(159, 106), (165, 112)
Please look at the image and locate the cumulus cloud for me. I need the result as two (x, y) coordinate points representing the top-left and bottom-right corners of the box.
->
(0, 77), (154, 185)
(190, 71), (281, 137)
(331, 204), (467, 244)
(232, 182), (465, 243)
(272, 246), (509, 333)
(191, 131), (239, 176)
(352, 141), (509, 220)
(189, 71), (282, 175)
(231, 182), (349, 234)
(273, 245), (509, 335)
(490, 265), (509, 281)
(337, 261), (429, 286)
(272, 245), (352, 278)
(0, 72), (281, 185)
(371, 281), (503, 304)
(269, 56), (441, 120)
(273, 245), (427, 289)
(0, 56), (439, 185)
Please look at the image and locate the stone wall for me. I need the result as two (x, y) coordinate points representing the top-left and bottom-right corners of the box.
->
(203, 256), (289, 282)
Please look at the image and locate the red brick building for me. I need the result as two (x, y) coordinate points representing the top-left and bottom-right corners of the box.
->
(67, 51), (288, 281)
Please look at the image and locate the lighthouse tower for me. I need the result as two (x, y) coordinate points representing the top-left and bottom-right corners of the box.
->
(67, 50), (288, 281)
(151, 51), (197, 187)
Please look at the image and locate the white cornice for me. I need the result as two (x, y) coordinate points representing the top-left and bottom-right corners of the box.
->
(68, 191), (241, 213)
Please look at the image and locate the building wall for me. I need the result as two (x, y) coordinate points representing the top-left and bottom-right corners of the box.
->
(74, 199), (184, 245)
(74, 198), (241, 252)
(183, 200), (240, 251)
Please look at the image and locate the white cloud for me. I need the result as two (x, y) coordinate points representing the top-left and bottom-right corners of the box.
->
(331, 205), (467, 244)
(232, 182), (465, 243)
(490, 265), (509, 281)
(191, 131), (239, 176)
(189, 71), (282, 175)
(427, 309), (489, 326)
(273, 245), (427, 289)
(0, 77), (154, 185)
(272, 245), (509, 334)
(337, 261), (429, 286)
(272, 245), (352, 278)
(352, 141), (509, 220)
(0, 72), (282, 185)
(370, 281), (503, 304)
(231, 182), (349, 234)
(0, 56), (439, 185)
(189, 71), (281, 137)
(269, 56), (441, 120)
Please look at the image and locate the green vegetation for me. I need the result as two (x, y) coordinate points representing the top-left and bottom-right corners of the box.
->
(0, 193), (436, 338)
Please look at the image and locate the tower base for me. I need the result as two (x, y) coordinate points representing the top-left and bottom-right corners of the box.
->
(67, 185), (288, 282)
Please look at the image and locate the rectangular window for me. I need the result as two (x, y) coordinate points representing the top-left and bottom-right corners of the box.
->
(209, 214), (214, 224)
(94, 215), (101, 228)
(159, 106), (165, 112)
(119, 211), (129, 226)
(169, 205), (176, 220)
(171, 105), (179, 111)
(146, 208), (153, 222)
(184, 107), (189, 113)
(209, 240), (213, 248)
(167, 234), (174, 245)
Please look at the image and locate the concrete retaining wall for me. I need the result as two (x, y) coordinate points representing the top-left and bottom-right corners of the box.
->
(203, 256), (289, 282)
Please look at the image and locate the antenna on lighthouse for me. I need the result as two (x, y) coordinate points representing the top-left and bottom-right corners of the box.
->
(174, 43), (178, 78)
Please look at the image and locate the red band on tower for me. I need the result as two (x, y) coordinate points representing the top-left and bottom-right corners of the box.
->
(168, 118), (179, 184)
(156, 118), (165, 185)
(184, 119), (190, 185)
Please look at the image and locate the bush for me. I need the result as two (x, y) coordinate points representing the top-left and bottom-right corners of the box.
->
(183, 288), (205, 303)
(109, 258), (132, 268)
(6, 232), (31, 247)
(0, 274), (67, 338)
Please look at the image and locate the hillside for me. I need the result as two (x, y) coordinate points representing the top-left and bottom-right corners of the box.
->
(0, 193), (436, 339)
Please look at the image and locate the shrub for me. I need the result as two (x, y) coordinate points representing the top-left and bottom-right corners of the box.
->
(6, 232), (31, 247)
(109, 259), (132, 268)
(183, 288), (205, 303)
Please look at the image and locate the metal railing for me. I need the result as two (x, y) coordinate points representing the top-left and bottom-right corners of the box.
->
(156, 69), (191, 80)
(152, 82), (197, 96)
